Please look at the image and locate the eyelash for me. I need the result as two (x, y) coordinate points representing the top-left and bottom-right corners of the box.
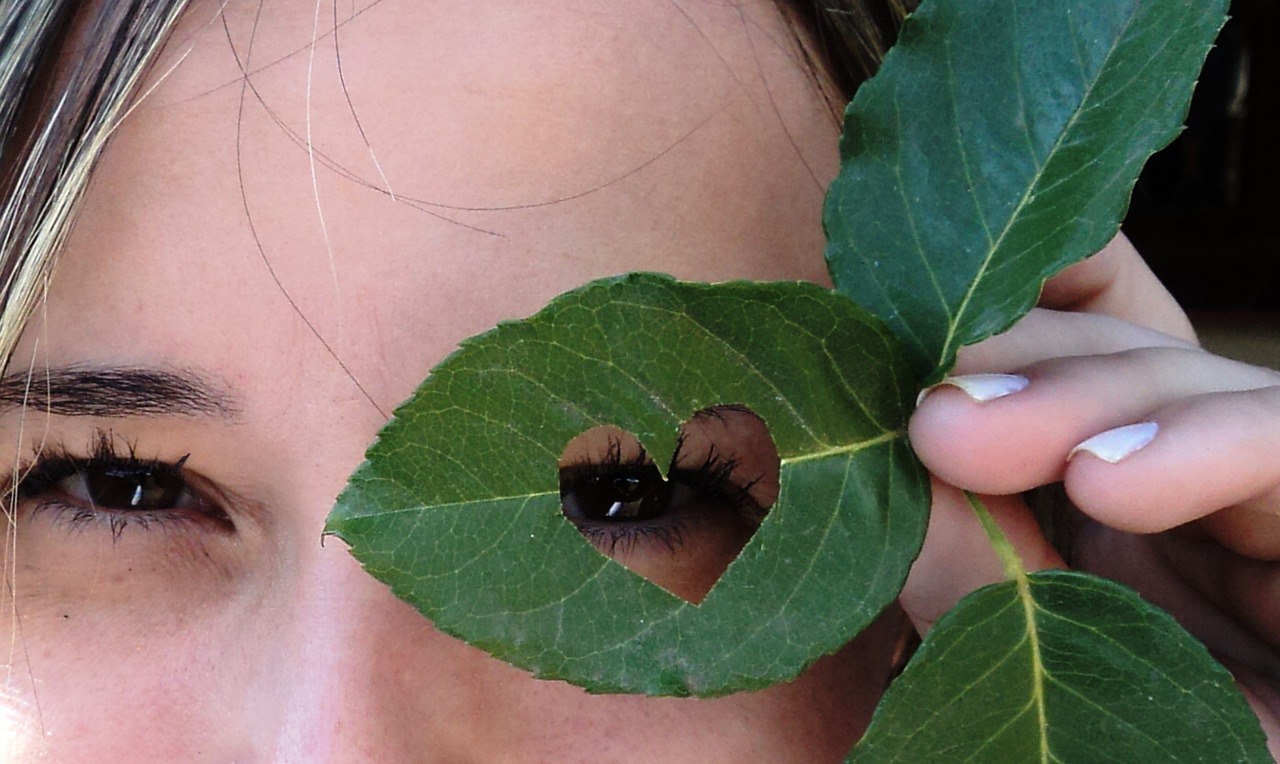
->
(558, 435), (764, 556)
(6, 430), (231, 540)
(6, 428), (759, 551)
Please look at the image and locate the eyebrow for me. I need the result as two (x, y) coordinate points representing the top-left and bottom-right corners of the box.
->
(0, 365), (240, 419)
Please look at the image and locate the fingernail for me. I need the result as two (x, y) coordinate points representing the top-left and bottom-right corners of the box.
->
(1070, 422), (1159, 463)
(917, 373), (1030, 406)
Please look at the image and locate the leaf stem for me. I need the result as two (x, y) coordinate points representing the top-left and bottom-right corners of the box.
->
(964, 491), (1050, 761)
(963, 491), (1025, 582)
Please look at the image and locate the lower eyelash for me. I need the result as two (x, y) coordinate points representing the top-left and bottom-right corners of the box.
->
(576, 520), (688, 556)
(32, 501), (201, 542)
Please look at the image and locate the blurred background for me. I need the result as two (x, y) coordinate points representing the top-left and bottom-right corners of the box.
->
(1124, 0), (1280, 367)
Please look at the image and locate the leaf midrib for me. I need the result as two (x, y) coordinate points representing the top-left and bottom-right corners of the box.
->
(780, 429), (902, 466)
(342, 430), (904, 521)
(936, 3), (1141, 370)
(1015, 572), (1051, 764)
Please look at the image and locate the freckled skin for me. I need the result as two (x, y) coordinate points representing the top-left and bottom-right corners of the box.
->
(0, 1), (902, 760)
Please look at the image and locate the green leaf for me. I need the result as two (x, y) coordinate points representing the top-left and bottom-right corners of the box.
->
(824, 0), (1229, 378)
(326, 273), (929, 696)
(849, 570), (1270, 763)
(849, 494), (1270, 763)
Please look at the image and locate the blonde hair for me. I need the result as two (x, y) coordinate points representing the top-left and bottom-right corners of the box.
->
(0, 0), (190, 372)
(0, 0), (909, 374)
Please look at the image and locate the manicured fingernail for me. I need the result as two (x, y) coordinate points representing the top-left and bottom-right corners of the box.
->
(917, 373), (1030, 406)
(1070, 422), (1159, 463)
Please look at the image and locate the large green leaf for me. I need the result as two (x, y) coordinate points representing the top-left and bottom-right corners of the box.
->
(326, 274), (928, 696)
(825, 0), (1229, 378)
(850, 571), (1270, 763)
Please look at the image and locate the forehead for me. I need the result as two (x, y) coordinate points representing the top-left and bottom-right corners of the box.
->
(185, 1), (805, 200)
(18, 0), (837, 417)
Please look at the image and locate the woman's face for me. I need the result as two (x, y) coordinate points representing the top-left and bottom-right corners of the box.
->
(0, 1), (898, 760)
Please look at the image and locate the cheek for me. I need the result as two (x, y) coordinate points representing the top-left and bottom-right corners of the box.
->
(6, 616), (243, 760)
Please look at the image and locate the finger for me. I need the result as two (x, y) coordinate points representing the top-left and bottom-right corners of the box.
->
(1225, 670), (1280, 760)
(1037, 232), (1197, 342)
(1217, 551), (1280, 654)
(899, 481), (1064, 636)
(913, 346), (1280, 496)
(953, 307), (1193, 375)
(1197, 498), (1280, 560)
(1074, 527), (1280, 685)
(1082, 532), (1280, 754)
(1066, 385), (1280, 534)
(1154, 532), (1280, 655)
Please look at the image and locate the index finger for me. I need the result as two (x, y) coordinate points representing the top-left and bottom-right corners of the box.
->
(1036, 232), (1197, 342)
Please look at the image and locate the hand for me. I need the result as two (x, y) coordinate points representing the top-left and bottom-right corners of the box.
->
(900, 234), (1280, 753)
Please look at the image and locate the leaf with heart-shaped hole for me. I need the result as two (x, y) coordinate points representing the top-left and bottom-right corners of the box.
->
(325, 273), (927, 696)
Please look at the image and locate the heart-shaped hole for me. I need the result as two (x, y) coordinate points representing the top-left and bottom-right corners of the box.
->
(558, 405), (779, 603)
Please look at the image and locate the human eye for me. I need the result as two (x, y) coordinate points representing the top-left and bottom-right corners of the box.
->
(8, 429), (232, 539)
(558, 407), (777, 601)
(559, 438), (761, 552)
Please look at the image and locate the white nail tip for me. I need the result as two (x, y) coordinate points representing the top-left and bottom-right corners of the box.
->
(1070, 422), (1159, 464)
(921, 374), (1030, 405)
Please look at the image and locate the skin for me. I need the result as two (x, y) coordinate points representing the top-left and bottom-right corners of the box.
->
(2, 0), (1278, 761)
(0, 1), (901, 761)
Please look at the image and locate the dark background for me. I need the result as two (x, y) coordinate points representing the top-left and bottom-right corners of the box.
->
(1125, 0), (1278, 313)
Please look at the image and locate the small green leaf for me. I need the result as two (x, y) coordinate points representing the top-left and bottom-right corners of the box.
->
(825, 0), (1229, 378)
(849, 493), (1269, 763)
(326, 274), (928, 696)
(850, 571), (1269, 763)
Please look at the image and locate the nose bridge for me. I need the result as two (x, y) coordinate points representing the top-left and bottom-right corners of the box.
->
(256, 536), (469, 763)
(264, 539), (386, 761)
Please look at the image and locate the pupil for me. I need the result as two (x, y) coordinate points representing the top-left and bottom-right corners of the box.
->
(571, 464), (668, 522)
(611, 475), (643, 500)
(87, 469), (184, 510)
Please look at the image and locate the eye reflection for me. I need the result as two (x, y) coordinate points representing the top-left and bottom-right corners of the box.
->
(557, 406), (780, 603)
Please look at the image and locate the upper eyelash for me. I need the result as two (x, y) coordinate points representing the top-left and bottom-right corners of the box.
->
(558, 432), (762, 512)
(668, 432), (765, 521)
(557, 433), (766, 556)
(8, 429), (187, 501)
(557, 437), (654, 491)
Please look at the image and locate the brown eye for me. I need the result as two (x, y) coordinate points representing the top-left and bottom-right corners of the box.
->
(561, 461), (671, 522)
(62, 461), (194, 511)
(555, 412), (778, 604)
